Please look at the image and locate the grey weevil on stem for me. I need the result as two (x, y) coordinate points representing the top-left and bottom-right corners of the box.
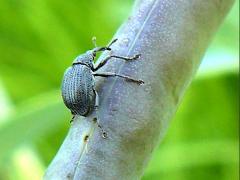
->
(61, 38), (144, 138)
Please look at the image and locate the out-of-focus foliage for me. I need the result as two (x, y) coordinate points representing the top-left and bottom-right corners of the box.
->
(0, 0), (238, 179)
(143, 72), (239, 180)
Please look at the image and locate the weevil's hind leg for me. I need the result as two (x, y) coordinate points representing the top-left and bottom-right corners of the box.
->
(93, 88), (108, 138)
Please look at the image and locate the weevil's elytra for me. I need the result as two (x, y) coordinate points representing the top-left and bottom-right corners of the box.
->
(61, 37), (144, 137)
(62, 64), (95, 116)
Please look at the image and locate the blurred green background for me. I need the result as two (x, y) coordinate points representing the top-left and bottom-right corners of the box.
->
(0, 0), (238, 179)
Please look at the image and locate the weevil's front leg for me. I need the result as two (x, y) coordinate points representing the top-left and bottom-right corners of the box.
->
(93, 54), (141, 71)
(93, 88), (107, 138)
(92, 38), (118, 53)
(93, 72), (144, 84)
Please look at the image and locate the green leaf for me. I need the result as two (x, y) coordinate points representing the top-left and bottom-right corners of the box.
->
(0, 91), (69, 162)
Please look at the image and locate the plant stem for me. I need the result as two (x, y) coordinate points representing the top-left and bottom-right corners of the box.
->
(44, 0), (235, 179)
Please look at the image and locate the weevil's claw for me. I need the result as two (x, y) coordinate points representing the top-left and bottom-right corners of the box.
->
(138, 79), (144, 85)
(102, 131), (108, 139)
(134, 54), (141, 59)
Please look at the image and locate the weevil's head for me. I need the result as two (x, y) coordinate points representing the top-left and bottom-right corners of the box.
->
(72, 44), (112, 69)
(72, 50), (95, 69)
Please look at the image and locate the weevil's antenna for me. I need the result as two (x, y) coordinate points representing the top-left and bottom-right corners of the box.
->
(92, 36), (97, 48)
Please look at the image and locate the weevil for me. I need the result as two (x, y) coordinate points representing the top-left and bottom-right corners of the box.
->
(61, 38), (143, 137)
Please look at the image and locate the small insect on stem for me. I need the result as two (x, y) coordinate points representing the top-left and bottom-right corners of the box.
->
(61, 37), (144, 138)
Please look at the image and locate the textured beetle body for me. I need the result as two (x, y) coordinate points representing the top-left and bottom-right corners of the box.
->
(62, 64), (95, 116)
(61, 38), (143, 129)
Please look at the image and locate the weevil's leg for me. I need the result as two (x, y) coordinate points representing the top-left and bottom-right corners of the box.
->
(92, 38), (118, 53)
(110, 54), (141, 61)
(107, 38), (118, 48)
(93, 54), (141, 71)
(93, 88), (108, 138)
(93, 56), (112, 71)
(70, 111), (75, 123)
(93, 72), (144, 84)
